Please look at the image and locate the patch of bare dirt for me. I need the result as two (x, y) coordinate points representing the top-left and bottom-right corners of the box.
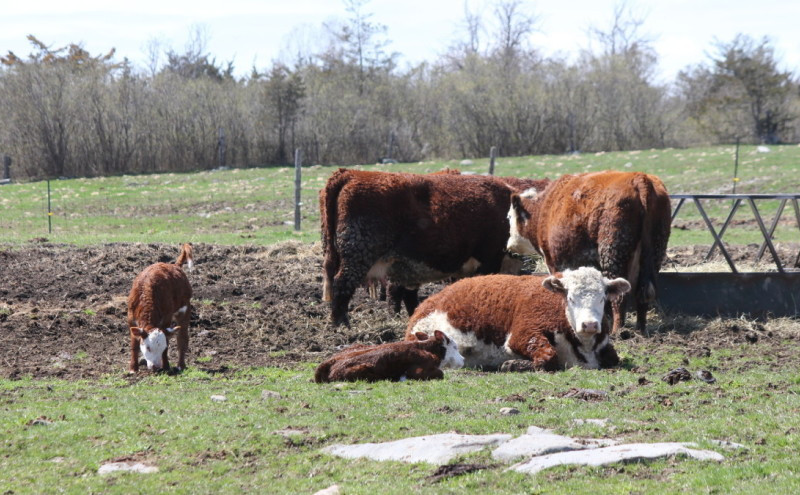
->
(0, 241), (798, 380)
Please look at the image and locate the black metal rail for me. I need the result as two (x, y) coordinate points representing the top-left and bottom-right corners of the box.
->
(670, 193), (800, 273)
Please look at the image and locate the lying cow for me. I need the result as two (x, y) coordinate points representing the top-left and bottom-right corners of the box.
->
(405, 267), (630, 371)
(507, 170), (670, 332)
(127, 243), (194, 373)
(320, 168), (549, 326)
(314, 330), (464, 383)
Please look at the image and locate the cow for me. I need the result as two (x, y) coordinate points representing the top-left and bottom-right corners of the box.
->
(314, 330), (464, 383)
(320, 168), (550, 326)
(405, 267), (631, 371)
(127, 243), (194, 373)
(507, 170), (671, 333)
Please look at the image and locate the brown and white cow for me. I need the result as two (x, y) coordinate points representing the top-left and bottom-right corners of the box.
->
(507, 170), (671, 332)
(405, 267), (630, 371)
(314, 330), (464, 383)
(320, 168), (550, 326)
(127, 243), (194, 373)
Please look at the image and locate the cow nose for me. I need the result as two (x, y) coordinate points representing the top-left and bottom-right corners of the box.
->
(581, 320), (599, 334)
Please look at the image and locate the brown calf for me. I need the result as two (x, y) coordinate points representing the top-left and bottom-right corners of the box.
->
(314, 330), (464, 383)
(127, 243), (193, 373)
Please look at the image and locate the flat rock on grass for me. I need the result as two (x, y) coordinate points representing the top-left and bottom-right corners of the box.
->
(492, 426), (616, 462)
(322, 433), (513, 464)
(509, 442), (724, 474)
(98, 461), (159, 474)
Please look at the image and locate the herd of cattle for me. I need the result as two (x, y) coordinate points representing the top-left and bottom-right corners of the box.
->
(127, 167), (672, 382)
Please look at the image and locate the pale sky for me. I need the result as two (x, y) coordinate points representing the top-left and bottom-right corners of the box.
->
(2, 0), (799, 83)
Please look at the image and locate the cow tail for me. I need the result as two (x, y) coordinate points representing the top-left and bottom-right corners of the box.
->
(176, 243), (194, 272)
(321, 169), (351, 302)
(635, 177), (660, 305)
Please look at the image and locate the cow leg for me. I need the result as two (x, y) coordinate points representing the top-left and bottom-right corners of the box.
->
(129, 335), (140, 373)
(636, 301), (649, 336)
(502, 330), (559, 371)
(387, 283), (405, 314)
(175, 307), (190, 370)
(332, 259), (373, 327)
(402, 287), (420, 316)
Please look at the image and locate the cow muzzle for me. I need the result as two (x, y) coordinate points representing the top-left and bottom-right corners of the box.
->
(579, 320), (600, 335)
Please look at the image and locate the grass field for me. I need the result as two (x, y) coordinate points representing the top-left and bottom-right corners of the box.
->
(3, 324), (800, 494)
(2, 145), (800, 493)
(2, 144), (800, 247)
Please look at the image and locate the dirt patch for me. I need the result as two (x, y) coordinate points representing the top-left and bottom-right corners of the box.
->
(0, 241), (798, 380)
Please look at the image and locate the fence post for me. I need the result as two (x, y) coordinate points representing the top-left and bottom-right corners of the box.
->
(217, 127), (226, 169)
(294, 148), (302, 231)
(2, 155), (10, 181)
(47, 179), (52, 234)
(732, 137), (740, 194)
(488, 146), (497, 175)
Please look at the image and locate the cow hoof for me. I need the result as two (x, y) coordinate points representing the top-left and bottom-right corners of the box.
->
(500, 359), (536, 372)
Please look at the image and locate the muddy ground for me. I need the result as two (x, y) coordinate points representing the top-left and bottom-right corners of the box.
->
(1, 241), (799, 380)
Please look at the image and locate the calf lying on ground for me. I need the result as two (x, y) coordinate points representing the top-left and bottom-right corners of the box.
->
(314, 330), (464, 383)
(127, 243), (194, 373)
(405, 267), (630, 371)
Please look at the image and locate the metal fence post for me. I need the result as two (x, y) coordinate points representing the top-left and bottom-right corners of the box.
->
(294, 148), (302, 231)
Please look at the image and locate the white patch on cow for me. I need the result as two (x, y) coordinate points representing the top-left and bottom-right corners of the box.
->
(520, 187), (539, 199)
(139, 329), (168, 370)
(506, 203), (537, 255)
(177, 305), (188, 314)
(412, 311), (522, 369)
(185, 259), (194, 272)
(554, 332), (602, 369)
(440, 333), (465, 369)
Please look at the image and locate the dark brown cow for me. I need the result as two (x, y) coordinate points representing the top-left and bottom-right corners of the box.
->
(320, 168), (550, 326)
(406, 267), (630, 371)
(127, 244), (193, 373)
(314, 330), (464, 383)
(507, 170), (671, 332)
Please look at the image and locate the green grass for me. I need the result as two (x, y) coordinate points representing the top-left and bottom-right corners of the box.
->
(2, 144), (799, 247)
(2, 340), (800, 494)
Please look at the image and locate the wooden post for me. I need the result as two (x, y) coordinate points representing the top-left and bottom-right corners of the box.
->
(217, 127), (226, 169)
(2, 155), (10, 180)
(294, 148), (302, 231)
(488, 146), (497, 175)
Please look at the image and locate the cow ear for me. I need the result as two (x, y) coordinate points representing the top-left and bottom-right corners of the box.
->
(130, 327), (147, 339)
(542, 275), (566, 294)
(510, 193), (531, 222)
(433, 330), (446, 342)
(605, 277), (631, 302)
(414, 331), (429, 341)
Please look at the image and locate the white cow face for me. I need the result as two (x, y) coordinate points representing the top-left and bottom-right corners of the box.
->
(419, 330), (465, 369)
(131, 327), (178, 370)
(543, 267), (630, 338)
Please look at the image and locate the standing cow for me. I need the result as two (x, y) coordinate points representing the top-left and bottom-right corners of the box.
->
(507, 170), (671, 332)
(320, 168), (549, 326)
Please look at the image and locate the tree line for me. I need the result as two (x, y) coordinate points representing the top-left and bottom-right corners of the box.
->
(1, 0), (798, 181)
